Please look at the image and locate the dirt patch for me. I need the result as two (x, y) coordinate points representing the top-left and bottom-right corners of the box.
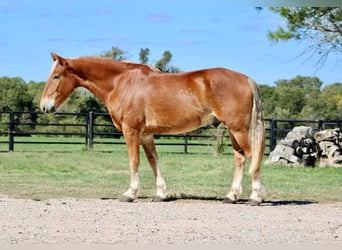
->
(0, 196), (341, 244)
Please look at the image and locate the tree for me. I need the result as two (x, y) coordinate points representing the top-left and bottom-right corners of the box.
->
(155, 50), (180, 73)
(258, 84), (276, 118)
(274, 82), (305, 118)
(139, 48), (150, 64)
(0, 77), (34, 112)
(27, 81), (45, 111)
(78, 95), (107, 113)
(58, 91), (83, 112)
(260, 76), (323, 119)
(0, 77), (36, 132)
(268, 7), (342, 67)
(316, 83), (342, 119)
(100, 46), (128, 61)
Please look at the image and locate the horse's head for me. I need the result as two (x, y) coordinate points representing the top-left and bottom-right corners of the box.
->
(40, 53), (79, 113)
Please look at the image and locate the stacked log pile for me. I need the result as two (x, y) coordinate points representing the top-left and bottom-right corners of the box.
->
(314, 128), (342, 167)
(267, 126), (342, 167)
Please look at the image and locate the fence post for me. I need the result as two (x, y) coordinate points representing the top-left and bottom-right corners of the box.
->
(270, 118), (277, 152)
(88, 111), (94, 150)
(9, 112), (14, 151)
(184, 134), (188, 154)
(318, 120), (323, 131)
(84, 113), (89, 148)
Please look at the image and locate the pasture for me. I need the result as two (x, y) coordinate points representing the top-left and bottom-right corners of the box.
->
(0, 145), (341, 202)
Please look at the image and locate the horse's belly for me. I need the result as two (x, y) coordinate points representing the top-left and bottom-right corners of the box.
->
(144, 112), (215, 134)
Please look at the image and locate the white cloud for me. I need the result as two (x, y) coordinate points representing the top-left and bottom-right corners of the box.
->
(147, 13), (171, 23)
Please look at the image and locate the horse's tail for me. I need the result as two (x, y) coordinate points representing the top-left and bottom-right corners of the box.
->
(247, 78), (265, 176)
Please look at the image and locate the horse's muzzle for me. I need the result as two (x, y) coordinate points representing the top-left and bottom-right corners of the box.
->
(40, 98), (57, 113)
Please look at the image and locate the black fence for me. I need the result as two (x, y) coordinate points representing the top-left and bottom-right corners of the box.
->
(1, 111), (341, 154)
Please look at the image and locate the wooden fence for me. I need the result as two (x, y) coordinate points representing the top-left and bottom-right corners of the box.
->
(0, 111), (341, 154)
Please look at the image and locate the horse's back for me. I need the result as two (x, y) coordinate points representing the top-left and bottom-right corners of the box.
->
(135, 67), (253, 134)
(147, 67), (251, 94)
(178, 67), (254, 111)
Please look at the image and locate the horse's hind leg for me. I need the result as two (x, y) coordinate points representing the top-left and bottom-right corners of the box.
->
(224, 129), (264, 205)
(249, 166), (264, 206)
(224, 130), (249, 204)
(141, 134), (167, 201)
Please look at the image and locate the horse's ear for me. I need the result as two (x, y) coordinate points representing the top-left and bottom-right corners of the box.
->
(50, 53), (69, 67)
(51, 53), (58, 61)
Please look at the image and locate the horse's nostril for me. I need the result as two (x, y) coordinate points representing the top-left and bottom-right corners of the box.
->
(41, 99), (56, 113)
(41, 105), (48, 113)
(41, 105), (54, 114)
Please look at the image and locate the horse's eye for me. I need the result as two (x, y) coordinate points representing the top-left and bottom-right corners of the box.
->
(53, 75), (60, 80)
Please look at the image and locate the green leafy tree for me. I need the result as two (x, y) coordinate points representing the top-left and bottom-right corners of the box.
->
(274, 84), (304, 118)
(27, 81), (45, 111)
(268, 7), (342, 67)
(139, 48), (150, 64)
(0, 77), (35, 132)
(316, 83), (342, 119)
(100, 46), (128, 61)
(78, 95), (107, 113)
(0, 77), (33, 112)
(261, 76), (323, 119)
(155, 50), (180, 73)
(259, 84), (276, 118)
(59, 91), (83, 112)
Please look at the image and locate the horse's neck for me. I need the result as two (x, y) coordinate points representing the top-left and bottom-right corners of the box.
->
(74, 58), (123, 105)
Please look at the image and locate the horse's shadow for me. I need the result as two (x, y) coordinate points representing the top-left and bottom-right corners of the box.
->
(259, 200), (317, 206)
(162, 194), (317, 206)
(101, 194), (318, 206)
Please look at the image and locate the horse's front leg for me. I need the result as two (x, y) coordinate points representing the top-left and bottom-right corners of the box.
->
(141, 134), (167, 201)
(120, 127), (141, 202)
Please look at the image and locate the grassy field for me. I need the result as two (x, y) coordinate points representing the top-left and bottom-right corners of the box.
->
(0, 147), (341, 202)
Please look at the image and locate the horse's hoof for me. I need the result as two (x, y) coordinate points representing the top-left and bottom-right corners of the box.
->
(223, 197), (237, 204)
(152, 195), (166, 202)
(119, 195), (135, 202)
(247, 199), (261, 206)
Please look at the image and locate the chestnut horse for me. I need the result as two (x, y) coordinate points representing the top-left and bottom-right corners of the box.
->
(40, 53), (265, 205)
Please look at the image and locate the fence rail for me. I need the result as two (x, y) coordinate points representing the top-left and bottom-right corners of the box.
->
(1, 111), (341, 154)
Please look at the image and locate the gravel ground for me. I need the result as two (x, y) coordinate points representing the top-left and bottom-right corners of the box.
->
(0, 196), (341, 245)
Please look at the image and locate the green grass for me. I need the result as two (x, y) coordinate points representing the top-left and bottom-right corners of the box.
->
(0, 149), (341, 202)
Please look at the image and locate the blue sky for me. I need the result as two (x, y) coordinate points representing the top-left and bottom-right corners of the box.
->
(0, 0), (340, 86)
